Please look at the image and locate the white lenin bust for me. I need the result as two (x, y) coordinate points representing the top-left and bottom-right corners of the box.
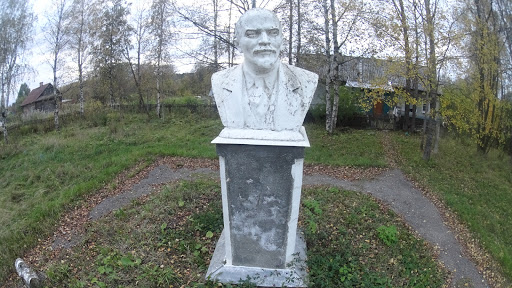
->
(211, 8), (318, 140)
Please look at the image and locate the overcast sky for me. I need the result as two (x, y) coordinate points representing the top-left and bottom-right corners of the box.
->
(19, 0), (54, 104)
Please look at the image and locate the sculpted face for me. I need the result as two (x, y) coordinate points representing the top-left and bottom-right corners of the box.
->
(237, 9), (283, 74)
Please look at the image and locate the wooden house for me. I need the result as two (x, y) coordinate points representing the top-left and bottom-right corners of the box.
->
(299, 55), (439, 129)
(21, 82), (61, 114)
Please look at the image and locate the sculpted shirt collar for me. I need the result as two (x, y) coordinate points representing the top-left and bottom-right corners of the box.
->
(242, 62), (279, 92)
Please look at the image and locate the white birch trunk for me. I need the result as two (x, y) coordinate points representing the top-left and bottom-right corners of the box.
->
(322, 0), (332, 133)
(156, 63), (161, 117)
(15, 258), (42, 288)
(433, 97), (441, 153)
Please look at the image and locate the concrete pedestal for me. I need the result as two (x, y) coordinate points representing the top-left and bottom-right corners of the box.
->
(206, 229), (307, 287)
(206, 136), (308, 287)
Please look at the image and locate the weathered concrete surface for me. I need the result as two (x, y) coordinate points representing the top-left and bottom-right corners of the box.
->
(216, 144), (304, 269)
(304, 169), (489, 288)
(206, 229), (307, 287)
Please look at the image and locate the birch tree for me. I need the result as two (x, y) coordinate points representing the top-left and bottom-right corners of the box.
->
(92, 0), (131, 106)
(369, 0), (455, 158)
(295, 0), (302, 66)
(326, 0), (341, 133)
(395, 0), (413, 132)
(69, 0), (93, 116)
(322, 0), (365, 133)
(288, 0), (293, 65)
(322, 0), (332, 132)
(496, 0), (512, 155)
(0, 0), (34, 142)
(175, 0), (234, 70)
(466, 0), (504, 153)
(212, 0), (220, 71)
(367, 0), (421, 133)
(411, 0), (421, 134)
(227, 0), (236, 66)
(421, 0), (439, 160)
(45, 0), (69, 131)
(265, 0), (309, 66)
(496, 0), (511, 70)
(123, 3), (147, 112)
(290, 0), (320, 63)
(440, 0), (511, 155)
(150, 0), (174, 117)
(416, 0), (471, 158)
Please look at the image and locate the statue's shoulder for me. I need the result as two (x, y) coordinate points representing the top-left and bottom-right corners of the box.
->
(281, 63), (318, 90)
(211, 65), (242, 103)
(212, 65), (241, 84)
(282, 63), (318, 82)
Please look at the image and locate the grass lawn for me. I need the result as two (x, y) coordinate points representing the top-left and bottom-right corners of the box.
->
(305, 125), (387, 168)
(0, 111), (389, 284)
(391, 132), (512, 283)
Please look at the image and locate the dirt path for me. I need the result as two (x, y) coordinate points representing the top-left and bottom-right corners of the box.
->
(303, 170), (488, 287)
(8, 152), (493, 287)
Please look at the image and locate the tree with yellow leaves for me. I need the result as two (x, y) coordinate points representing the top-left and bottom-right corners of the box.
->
(442, 0), (510, 154)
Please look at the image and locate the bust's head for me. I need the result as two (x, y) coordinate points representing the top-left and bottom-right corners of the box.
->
(234, 8), (283, 74)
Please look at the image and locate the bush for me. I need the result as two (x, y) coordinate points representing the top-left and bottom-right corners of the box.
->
(307, 86), (364, 126)
(337, 86), (363, 120)
(308, 104), (326, 123)
(165, 96), (207, 105)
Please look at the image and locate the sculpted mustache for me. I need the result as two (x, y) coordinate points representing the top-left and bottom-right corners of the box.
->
(253, 49), (277, 54)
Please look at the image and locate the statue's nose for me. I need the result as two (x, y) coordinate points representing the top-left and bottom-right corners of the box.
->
(259, 31), (270, 44)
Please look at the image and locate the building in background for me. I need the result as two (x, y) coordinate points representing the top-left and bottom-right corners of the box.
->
(20, 82), (61, 114)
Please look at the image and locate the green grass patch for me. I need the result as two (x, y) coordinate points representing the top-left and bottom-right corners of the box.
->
(303, 186), (445, 287)
(33, 180), (446, 287)
(305, 124), (387, 167)
(0, 112), (222, 282)
(392, 133), (512, 282)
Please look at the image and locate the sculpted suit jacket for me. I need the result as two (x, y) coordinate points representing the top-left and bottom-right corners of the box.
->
(211, 63), (318, 132)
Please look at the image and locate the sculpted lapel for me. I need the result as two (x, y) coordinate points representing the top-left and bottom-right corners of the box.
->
(275, 64), (302, 131)
(212, 66), (245, 128)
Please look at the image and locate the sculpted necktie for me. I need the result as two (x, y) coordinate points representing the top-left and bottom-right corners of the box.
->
(248, 78), (271, 122)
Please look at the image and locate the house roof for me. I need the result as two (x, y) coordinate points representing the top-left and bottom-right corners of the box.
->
(21, 83), (51, 107)
(299, 55), (440, 93)
(338, 57), (430, 92)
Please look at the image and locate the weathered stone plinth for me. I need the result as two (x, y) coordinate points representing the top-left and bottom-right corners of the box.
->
(206, 131), (309, 287)
(207, 229), (307, 287)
